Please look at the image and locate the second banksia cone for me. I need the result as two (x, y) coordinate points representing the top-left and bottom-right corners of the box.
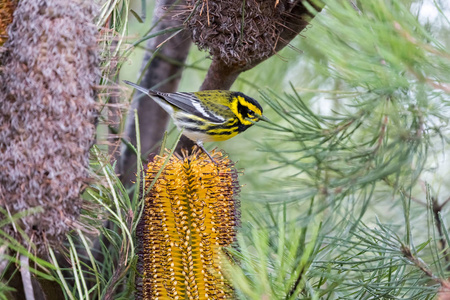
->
(183, 0), (322, 68)
(184, 0), (284, 66)
(0, 0), (99, 253)
(137, 149), (240, 299)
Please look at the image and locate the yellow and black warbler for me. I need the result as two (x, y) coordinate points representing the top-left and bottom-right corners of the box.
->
(124, 80), (268, 160)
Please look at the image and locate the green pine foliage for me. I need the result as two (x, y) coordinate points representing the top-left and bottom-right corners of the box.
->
(224, 0), (450, 299)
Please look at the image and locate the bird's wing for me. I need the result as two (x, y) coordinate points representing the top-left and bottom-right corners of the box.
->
(159, 92), (229, 124)
(124, 80), (232, 123)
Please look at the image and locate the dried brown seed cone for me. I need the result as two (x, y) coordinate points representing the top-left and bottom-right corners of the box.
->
(136, 149), (240, 299)
(184, 0), (319, 68)
(0, 0), (99, 253)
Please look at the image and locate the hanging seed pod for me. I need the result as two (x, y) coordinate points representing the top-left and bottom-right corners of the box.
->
(184, 0), (282, 66)
(183, 0), (320, 67)
(0, 0), (99, 253)
(136, 150), (240, 299)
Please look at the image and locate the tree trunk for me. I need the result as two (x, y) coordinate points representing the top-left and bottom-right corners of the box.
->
(119, 0), (192, 186)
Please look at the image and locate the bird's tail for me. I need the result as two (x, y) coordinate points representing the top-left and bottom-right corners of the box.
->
(123, 80), (156, 95)
(123, 80), (174, 115)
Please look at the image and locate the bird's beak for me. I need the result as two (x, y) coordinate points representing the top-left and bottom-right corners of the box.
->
(259, 115), (270, 122)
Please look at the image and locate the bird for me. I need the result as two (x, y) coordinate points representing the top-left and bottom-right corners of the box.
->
(124, 80), (269, 162)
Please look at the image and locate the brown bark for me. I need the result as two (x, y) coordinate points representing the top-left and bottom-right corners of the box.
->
(200, 60), (241, 91)
(119, 0), (192, 186)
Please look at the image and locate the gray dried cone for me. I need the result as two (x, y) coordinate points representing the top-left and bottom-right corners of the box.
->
(0, 0), (99, 253)
(185, 0), (283, 66)
(183, 0), (322, 70)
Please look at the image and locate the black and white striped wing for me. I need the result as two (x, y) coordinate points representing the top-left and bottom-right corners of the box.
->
(158, 92), (227, 124)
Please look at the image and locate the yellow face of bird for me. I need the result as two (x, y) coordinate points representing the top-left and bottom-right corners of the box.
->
(229, 94), (264, 126)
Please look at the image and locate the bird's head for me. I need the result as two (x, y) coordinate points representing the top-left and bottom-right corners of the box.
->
(231, 92), (269, 127)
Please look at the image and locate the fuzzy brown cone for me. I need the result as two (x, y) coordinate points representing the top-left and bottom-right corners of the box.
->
(0, 0), (99, 253)
(182, 0), (324, 90)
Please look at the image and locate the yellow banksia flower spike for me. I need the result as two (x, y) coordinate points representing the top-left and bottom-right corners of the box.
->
(0, 0), (17, 46)
(137, 149), (240, 299)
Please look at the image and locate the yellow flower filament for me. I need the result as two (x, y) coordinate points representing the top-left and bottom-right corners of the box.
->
(140, 150), (239, 299)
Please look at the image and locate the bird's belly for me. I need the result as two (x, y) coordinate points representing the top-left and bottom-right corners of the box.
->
(182, 128), (239, 143)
